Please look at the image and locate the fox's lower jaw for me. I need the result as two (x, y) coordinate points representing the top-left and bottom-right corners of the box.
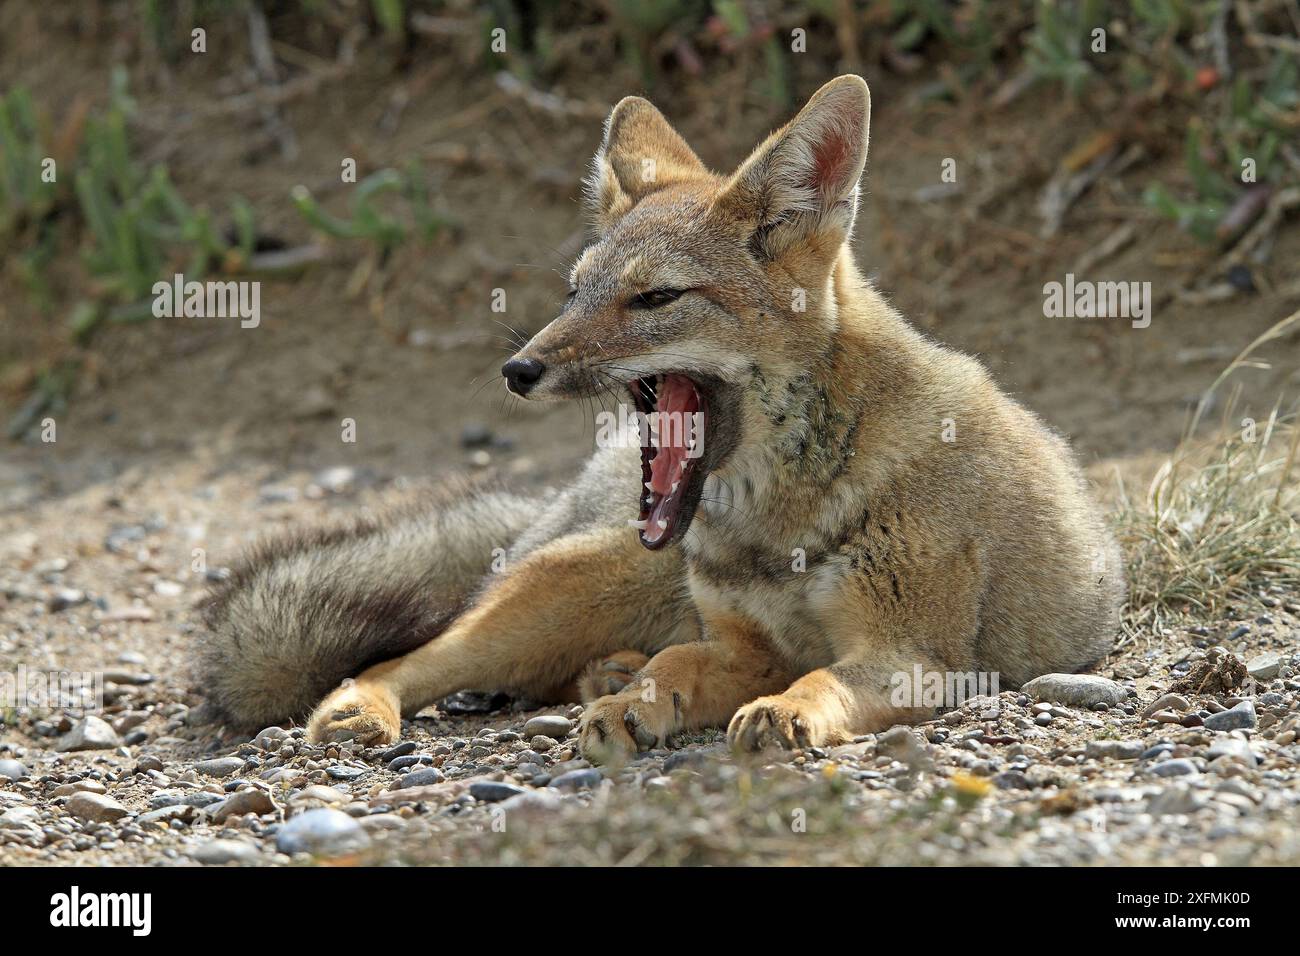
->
(512, 361), (743, 549)
(625, 372), (740, 550)
(629, 374), (706, 549)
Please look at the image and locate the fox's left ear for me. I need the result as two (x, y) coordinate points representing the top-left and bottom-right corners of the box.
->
(585, 96), (709, 234)
(716, 75), (870, 259)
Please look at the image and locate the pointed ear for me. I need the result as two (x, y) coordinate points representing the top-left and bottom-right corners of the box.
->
(716, 75), (870, 259)
(584, 96), (709, 234)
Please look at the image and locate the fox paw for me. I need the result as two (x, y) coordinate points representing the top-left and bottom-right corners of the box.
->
(306, 680), (400, 746)
(727, 696), (819, 753)
(576, 650), (651, 702)
(578, 689), (680, 764)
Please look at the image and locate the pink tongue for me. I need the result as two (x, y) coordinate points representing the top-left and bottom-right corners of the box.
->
(648, 377), (697, 496)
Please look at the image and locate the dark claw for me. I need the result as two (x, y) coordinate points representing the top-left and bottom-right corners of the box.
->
(792, 717), (809, 748)
(625, 711), (658, 749)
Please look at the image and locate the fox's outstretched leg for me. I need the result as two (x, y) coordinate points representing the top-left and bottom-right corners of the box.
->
(577, 615), (796, 763)
(726, 653), (942, 751)
(307, 527), (692, 744)
(729, 548), (983, 751)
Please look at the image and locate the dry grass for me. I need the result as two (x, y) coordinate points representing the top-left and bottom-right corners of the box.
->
(1115, 310), (1300, 642)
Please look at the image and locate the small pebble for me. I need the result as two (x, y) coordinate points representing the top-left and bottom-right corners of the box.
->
(469, 781), (527, 803)
(276, 808), (370, 856)
(395, 768), (445, 789)
(1203, 701), (1257, 732)
(523, 715), (573, 739)
(66, 792), (130, 823)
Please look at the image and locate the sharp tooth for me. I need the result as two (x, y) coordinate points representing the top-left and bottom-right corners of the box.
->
(678, 461), (687, 473)
(644, 481), (654, 491)
(628, 519), (648, 530)
(656, 519), (668, 530)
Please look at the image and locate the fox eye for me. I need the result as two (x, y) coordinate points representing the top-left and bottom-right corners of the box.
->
(631, 289), (685, 310)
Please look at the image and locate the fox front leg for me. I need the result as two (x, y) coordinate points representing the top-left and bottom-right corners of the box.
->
(307, 677), (402, 746)
(729, 542), (986, 752)
(726, 652), (956, 752)
(579, 621), (794, 764)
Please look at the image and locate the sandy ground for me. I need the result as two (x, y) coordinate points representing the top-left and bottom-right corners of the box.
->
(2, 428), (1299, 866)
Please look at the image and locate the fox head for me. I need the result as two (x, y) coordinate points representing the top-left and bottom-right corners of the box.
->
(503, 75), (872, 549)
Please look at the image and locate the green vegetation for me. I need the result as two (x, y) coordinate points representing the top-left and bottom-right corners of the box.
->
(0, 87), (59, 239)
(1024, 0), (1106, 95)
(3, 0), (1297, 438)
(1, 55), (452, 437)
(72, 70), (256, 331)
(291, 161), (450, 258)
(38, 3), (1296, 253)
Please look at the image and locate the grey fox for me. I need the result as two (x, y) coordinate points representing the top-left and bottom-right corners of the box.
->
(197, 75), (1123, 762)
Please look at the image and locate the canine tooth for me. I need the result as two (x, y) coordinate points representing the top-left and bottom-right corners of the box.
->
(644, 481), (654, 491)
(656, 520), (668, 530)
(628, 519), (648, 530)
(670, 481), (679, 493)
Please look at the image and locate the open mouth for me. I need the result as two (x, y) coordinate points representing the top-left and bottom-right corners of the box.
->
(629, 374), (708, 549)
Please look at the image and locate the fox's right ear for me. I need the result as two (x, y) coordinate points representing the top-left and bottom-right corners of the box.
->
(584, 96), (708, 234)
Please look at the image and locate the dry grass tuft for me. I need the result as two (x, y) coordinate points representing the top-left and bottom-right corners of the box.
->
(1115, 309), (1300, 642)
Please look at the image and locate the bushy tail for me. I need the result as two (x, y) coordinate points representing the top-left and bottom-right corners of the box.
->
(196, 484), (536, 731)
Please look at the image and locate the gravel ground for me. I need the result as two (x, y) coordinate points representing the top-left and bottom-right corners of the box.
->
(3, 455), (1299, 867)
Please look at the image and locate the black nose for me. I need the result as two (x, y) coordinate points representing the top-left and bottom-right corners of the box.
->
(502, 357), (545, 396)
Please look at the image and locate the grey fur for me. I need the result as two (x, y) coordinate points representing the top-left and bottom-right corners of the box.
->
(197, 484), (536, 729)
(197, 446), (652, 730)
